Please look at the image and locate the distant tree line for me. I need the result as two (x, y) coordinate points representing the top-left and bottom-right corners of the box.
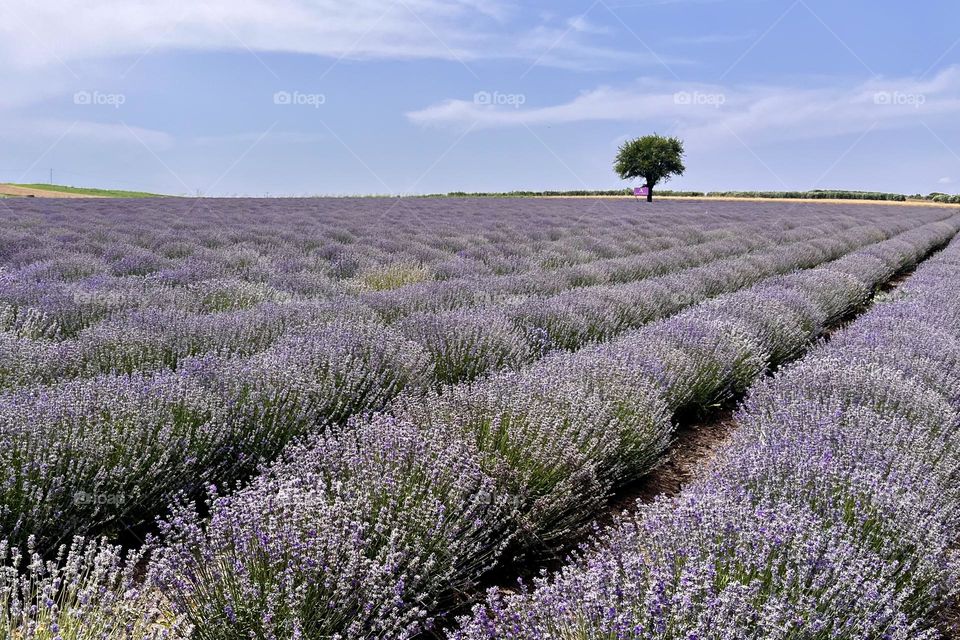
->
(431, 189), (960, 202)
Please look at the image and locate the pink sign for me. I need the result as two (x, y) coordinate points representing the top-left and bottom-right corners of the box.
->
(634, 186), (649, 197)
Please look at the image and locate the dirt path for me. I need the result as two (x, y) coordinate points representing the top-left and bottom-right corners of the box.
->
(603, 408), (737, 520)
(0, 184), (100, 198)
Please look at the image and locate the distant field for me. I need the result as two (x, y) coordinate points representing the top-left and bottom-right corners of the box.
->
(0, 183), (164, 198)
(2, 184), (956, 203)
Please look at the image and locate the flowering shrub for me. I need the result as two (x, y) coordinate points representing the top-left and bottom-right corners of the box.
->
(453, 233), (960, 638)
(398, 308), (534, 384)
(1, 537), (187, 639)
(0, 198), (957, 637)
(0, 366), (227, 550)
(0, 318), (430, 552)
(152, 416), (513, 639)
(397, 365), (671, 550)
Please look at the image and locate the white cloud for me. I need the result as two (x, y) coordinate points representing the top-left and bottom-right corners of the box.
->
(666, 32), (757, 45)
(0, 0), (660, 132)
(193, 130), (328, 146)
(407, 67), (960, 148)
(410, 83), (680, 128)
(513, 22), (687, 71)
(0, 117), (174, 149)
(0, 0), (637, 71)
(0, 0), (497, 68)
(565, 16), (610, 34)
(938, 176), (955, 185)
(0, 0), (651, 154)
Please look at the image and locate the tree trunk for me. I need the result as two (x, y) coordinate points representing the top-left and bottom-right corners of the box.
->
(646, 184), (653, 202)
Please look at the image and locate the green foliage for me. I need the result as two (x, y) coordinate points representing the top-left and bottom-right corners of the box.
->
(924, 192), (960, 204)
(708, 190), (907, 202)
(613, 135), (686, 197)
(348, 262), (432, 291)
(421, 189), (926, 202)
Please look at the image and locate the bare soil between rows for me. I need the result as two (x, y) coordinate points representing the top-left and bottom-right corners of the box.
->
(605, 408), (737, 518)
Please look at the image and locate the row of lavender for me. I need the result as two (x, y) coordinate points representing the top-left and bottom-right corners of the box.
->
(123, 217), (958, 638)
(0, 205), (955, 638)
(1, 199), (750, 284)
(0, 199), (809, 340)
(1, 213), (949, 556)
(0, 207), (902, 379)
(0, 212), (931, 392)
(453, 233), (960, 637)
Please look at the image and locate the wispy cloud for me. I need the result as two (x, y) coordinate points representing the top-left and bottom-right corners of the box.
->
(193, 130), (328, 146)
(515, 23), (686, 71)
(0, 0), (493, 67)
(0, 117), (174, 148)
(407, 67), (960, 148)
(565, 15), (610, 34)
(666, 32), (757, 45)
(0, 0), (636, 71)
(605, 0), (728, 8)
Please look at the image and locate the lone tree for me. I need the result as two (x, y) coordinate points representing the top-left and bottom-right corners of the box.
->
(614, 134), (686, 202)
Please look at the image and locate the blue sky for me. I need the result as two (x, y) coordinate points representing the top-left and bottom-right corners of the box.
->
(1, 0), (958, 196)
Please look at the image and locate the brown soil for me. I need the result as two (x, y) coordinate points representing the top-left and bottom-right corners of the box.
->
(941, 604), (960, 639)
(604, 409), (737, 520)
(0, 184), (100, 198)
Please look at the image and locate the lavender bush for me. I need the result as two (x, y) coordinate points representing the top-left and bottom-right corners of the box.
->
(1, 536), (187, 639)
(0, 317), (429, 552)
(0, 198), (957, 638)
(398, 308), (534, 385)
(223, 318), (431, 427)
(151, 416), (513, 639)
(396, 364), (671, 551)
(0, 364), (227, 550)
(454, 231), (960, 639)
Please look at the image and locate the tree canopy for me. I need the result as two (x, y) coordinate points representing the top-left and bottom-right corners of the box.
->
(614, 134), (686, 201)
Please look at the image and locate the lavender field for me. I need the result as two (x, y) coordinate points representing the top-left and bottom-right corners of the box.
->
(1, 197), (959, 638)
